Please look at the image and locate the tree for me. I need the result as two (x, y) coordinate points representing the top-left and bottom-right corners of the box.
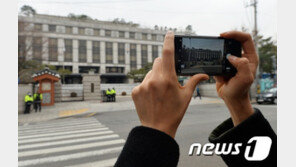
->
(185, 25), (192, 31)
(127, 63), (153, 82)
(20, 5), (36, 16)
(258, 36), (277, 74)
(68, 13), (92, 20)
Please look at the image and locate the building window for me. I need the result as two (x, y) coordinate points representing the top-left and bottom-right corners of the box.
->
(106, 42), (113, 63)
(79, 40), (87, 62)
(48, 38), (58, 61)
(66, 26), (72, 34)
(48, 24), (56, 32)
(151, 34), (157, 41)
(118, 43), (125, 64)
(119, 31), (125, 38)
(91, 83), (94, 93)
(64, 39), (72, 62)
(152, 45), (158, 60)
(129, 32), (135, 39)
(33, 37), (42, 61)
(79, 66), (100, 74)
(105, 30), (111, 37)
(34, 23), (42, 31)
(141, 45), (148, 66)
(142, 33), (147, 40)
(130, 44), (137, 70)
(92, 41), (100, 63)
(106, 67), (124, 73)
(18, 36), (26, 59)
(78, 27), (85, 35)
(94, 29), (100, 36)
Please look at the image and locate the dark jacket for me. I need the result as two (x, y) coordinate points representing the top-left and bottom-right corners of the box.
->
(115, 108), (276, 167)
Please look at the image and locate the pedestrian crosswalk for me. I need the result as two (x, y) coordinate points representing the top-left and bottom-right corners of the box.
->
(18, 117), (125, 167)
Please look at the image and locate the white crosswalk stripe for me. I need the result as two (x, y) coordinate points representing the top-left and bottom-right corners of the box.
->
(18, 117), (125, 167)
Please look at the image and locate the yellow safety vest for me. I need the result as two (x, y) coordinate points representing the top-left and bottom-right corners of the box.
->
(34, 93), (43, 101)
(111, 89), (116, 95)
(106, 90), (112, 95)
(24, 95), (33, 102)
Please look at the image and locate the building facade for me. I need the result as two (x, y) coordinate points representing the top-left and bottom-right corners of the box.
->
(19, 14), (185, 83)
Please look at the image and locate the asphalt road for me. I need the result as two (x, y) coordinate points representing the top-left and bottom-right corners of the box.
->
(93, 102), (277, 167)
(18, 101), (276, 167)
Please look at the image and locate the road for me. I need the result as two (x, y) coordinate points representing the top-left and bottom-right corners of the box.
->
(18, 101), (277, 167)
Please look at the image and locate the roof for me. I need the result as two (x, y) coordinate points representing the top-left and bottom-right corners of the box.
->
(32, 68), (60, 79)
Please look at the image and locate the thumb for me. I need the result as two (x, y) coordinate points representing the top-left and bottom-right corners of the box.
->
(185, 74), (209, 93)
(227, 55), (251, 76)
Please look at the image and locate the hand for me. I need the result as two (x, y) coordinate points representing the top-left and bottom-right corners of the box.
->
(131, 31), (209, 138)
(214, 31), (259, 126)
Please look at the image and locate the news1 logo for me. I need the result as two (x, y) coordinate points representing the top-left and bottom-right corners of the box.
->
(188, 136), (272, 161)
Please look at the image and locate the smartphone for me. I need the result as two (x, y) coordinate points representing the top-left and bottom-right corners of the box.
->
(174, 35), (242, 76)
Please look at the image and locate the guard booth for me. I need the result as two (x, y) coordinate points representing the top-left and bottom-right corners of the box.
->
(32, 68), (60, 106)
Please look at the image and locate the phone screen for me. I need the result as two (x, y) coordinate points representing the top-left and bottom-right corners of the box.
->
(179, 37), (225, 74)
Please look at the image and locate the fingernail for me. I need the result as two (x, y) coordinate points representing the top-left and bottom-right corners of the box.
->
(227, 54), (237, 61)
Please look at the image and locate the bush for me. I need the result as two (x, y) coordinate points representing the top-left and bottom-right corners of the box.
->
(70, 92), (77, 97)
(121, 91), (127, 96)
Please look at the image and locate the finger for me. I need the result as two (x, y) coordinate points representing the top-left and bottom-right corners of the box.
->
(213, 76), (224, 83)
(220, 31), (256, 54)
(185, 74), (209, 94)
(227, 55), (252, 76)
(162, 31), (175, 76)
(142, 70), (152, 84)
(151, 57), (162, 77)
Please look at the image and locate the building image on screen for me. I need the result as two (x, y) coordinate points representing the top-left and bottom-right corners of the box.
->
(181, 37), (224, 74)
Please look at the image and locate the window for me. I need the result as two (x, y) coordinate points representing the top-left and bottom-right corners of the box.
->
(34, 23), (42, 31)
(48, 38), (58, 61)
(64, 39), (72, 62)
(152, 45), (159, 60)
(142, 33), (147, 40)
(105, 30), (111, 37)
(118, 43), (125, 64)
(151, 34), (157, 41)
(66, 26), (72, 34)
(33, 37), (42, 61)
(91, 83), (94, 93)
(79, 66), (100, 74)
(130, 44), (137, 70)
(141, 45), (148, 66)
(119, 31), (125, 38)
(92, 41), (100, 63)
(78, 40), (87, 62)
(48, 24), (56, 32)
(78, 27), (85, 35)
(106, 67), (124, 73)
(106, 42), (113, 63)
(129, 32), (135, 39)
(94, 29), (100, 36)
(18, 36), (26, 59)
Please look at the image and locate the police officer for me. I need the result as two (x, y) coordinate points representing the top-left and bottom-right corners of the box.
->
(33, 91), (43, 112)
(111, 87), (116, 102)
(24, 92), (33, 114)
(106, 88), (112, 102)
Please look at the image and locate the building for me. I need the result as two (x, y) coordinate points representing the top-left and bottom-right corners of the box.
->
(18, 14), (188, 83)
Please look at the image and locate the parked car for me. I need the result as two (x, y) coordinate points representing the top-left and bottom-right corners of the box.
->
(256, 87), (277, 104)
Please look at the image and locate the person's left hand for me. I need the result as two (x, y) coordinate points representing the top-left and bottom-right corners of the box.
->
(131, 31), (209, 138)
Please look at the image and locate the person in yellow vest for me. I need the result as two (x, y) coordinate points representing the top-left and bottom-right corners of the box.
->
(24, 92), (33, 114)
(34, 91), (43, 112)
(106, 88), (112, 102)
(111, 87), (116, 102)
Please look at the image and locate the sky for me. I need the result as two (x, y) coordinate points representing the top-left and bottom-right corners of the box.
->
(18, 0), (277, 40)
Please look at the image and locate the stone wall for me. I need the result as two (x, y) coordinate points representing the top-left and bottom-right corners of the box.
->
(54, 81), (62, 102)
(18, 84), (33, 114)
(199, 83), (219, 97)
(101, 83), (139, 95)
(82, 74), (101, 101)
(61, 84), (83, 101)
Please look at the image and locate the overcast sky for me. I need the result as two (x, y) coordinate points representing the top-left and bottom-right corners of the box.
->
(18, 0), (277, 40)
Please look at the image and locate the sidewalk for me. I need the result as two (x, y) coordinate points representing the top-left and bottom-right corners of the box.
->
(18, 96), (222, 124)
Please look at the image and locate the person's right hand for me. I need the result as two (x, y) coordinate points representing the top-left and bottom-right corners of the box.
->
(214, 31), (259, 126)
